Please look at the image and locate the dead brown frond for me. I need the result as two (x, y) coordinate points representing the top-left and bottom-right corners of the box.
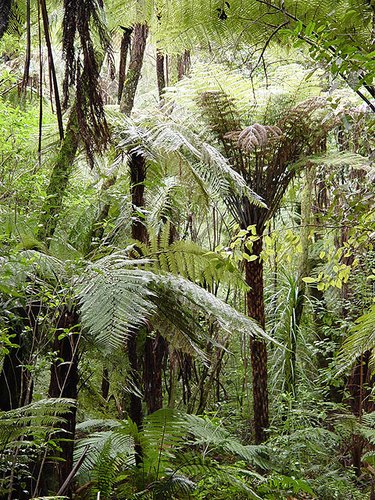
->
(197, 91), (339, 230)
(224, 124), (282, 151)
(62, 0), (113, 165)
(199, 91), (242, 137)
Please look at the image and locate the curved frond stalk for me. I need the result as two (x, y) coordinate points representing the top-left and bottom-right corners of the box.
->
(149, 274), (276, 344)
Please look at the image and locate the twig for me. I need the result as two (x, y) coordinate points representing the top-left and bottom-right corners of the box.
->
(56, 444), (90, 496)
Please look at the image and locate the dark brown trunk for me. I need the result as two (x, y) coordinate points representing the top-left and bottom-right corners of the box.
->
(144, 333), (167, 413)
(0, 304), (40, 411)
(127, 151), (146, 464)
(101, 367), (110, 400)
(0, 328), (32, 411)
(43, 308), (80, 495)
(130, 152), (147, 243)
(0, 0), (12, 40)
(156, 50), (166, 100)
(346, 351), (375, 476)
(245, 237), (269, 444)
(119, 23), (148, 116)
(118, 27), (133, 104)
(177, 50), (191, 80)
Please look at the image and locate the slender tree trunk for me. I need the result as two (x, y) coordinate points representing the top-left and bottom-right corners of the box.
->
(101, 367), (110, 400)
(37, 109), (79, 242)
(126, 151), (146, 452)
(36, 108), (80, 495)
(347, 351), (375, 476)
(156, 49), (166, 100)
(119, 23), (148, 116)
(0, 307), (36, 411)
(118, 27), (133, 104)
(144, 333), (167, 413)
(41, 309), (79, 495)
(0, 301), (42, 414)
(177, 50), (191, 80)
(245, 237), (269, 444)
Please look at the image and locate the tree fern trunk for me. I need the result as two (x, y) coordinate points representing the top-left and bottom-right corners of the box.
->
(118, 27), (133, 104)
(41, 308), (79, 495)
(156, 49), (166, 100)
(37, 109), (79, 242)
(177, 50), (191, 80)
(245, 237), (269, 444)
(119, 23), (148, 116)
(0, 0), (12, 41)
(144, 333), (167, 413)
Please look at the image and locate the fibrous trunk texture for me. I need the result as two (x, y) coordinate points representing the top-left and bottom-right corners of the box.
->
(127, 152), (146, 459)
(177, 50), (191, 80)
(119, 23), (148, 116)
(37, 109), (79, 242)
(118, 27), (133, 104)
(245, 237), (269, 444)
(156, 49), (166, 100)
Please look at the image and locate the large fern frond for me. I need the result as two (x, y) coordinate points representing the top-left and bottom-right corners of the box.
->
(118, 114), (265, 207)
(0, 398), (75, 452)
(78, 255), (155, 351)
(78, 254), (272, 355)
(336, 305), (375, 374)
(149, 274), (274, 343)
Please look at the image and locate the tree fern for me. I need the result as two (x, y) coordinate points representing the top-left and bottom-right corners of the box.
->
(78, 252), (272, 355)
(117, 112), (264, 206)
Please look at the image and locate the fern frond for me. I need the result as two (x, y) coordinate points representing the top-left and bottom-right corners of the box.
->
(183, 413), (270, 469)
(78, 256), (155, 351)
(0, 398), (75, 453)
(75, 421), (135, 474)
(119, 114), (264, 207)
(336, 305), (375, 374)
(145, 238), (247, 291)
(149, 274), (275, 344)
(225, 124), (283, 152)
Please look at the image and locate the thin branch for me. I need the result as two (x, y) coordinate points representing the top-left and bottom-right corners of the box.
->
(39, 0), (64, 140)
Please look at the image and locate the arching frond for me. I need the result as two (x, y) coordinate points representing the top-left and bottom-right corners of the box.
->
(0, 398), (75, 452)
(78, 256), (155, 351)
(336, 305), (375, 374)
(118, 114), (265, 207)
(78, 250), (273, 356)
(183, 413), (269, 469)
(149, 274), (275, 344)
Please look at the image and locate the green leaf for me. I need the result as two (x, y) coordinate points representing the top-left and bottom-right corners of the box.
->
(302, 276), (318, 284)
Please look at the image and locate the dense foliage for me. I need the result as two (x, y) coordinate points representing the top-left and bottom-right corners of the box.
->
(0, 1), (374, 499)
